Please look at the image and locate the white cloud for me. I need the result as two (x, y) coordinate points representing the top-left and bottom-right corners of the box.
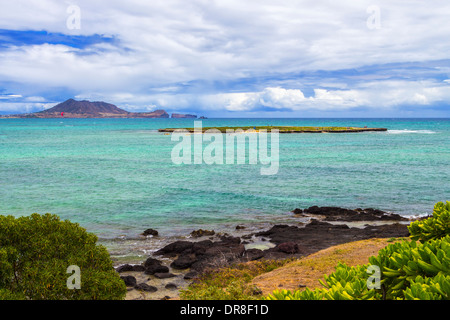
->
(0, 102), (53, 113)
(140, 80), (450, 113)
(0, 94), (22, 99)
(0, 1), (450, 115)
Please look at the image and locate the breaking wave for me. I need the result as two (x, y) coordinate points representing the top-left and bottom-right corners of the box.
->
(387, 129), (436, 134)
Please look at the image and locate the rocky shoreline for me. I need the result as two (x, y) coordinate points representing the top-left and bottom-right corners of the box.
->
(115, 206), (414, 300)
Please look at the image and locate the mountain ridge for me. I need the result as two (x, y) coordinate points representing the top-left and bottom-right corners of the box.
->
(0, 99), (202, 118)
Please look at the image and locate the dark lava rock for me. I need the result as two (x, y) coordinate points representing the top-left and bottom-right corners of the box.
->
(192, 240), (214, 255)
(165, 283), (177, 290)
(142, 206), (411, 279)
(143, 257), (169, 275)
(190, 229), (215, 237)
(146, 265), (169, 275)
(121, 275), (137, 287)
(142, 228), (159, 237)
(154, 241), (194, 257)
(255, 220), (409, 256)
(116, 264), (145, 273)
(134, 283), (158, 292)
(292, 208), (304, 215)
(303, 206), (408, 222)
(171, 254), (197, 270)
(153, 272), (177, 279)
(276, 242), (300, 254)
(242, 248), (265, 261)
(154, 235), (246, 273)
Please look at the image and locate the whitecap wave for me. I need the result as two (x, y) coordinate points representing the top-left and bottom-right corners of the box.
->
(387, 129), (436, 134)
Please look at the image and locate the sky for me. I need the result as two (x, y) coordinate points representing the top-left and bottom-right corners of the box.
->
(0, 0), (449, 117)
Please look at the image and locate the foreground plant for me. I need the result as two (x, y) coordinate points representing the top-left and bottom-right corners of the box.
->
(0, 213), (126, 300)
(408, 201), (450, 242)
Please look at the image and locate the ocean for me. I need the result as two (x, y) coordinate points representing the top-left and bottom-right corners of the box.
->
(0, 118), (449, 263)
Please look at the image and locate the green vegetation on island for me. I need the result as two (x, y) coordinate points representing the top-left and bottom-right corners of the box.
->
(159, 125), (388, 133)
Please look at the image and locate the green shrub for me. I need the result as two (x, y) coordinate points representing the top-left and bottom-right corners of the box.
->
(369, 235), (450, 299)
(265, 288), (323, 300)
(0, 213), (126, 300)
(403, 273), (450, 300)
(408, 201), (450, 242)
(318, 263), (381, 300)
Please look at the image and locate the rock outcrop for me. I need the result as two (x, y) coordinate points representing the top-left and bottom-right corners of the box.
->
(117, 206), (413, 299)
(294, 206), (408, 222)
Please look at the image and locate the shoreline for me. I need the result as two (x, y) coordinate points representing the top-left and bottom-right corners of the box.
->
(114, 206), (415, 300)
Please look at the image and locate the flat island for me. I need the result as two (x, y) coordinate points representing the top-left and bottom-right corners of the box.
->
(158, 125), (388, 133)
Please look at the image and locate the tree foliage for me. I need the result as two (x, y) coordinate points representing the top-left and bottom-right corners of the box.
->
(0, 213), (126, 300)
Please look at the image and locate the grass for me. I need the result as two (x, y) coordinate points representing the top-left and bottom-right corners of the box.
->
(179, 259), (294, 300)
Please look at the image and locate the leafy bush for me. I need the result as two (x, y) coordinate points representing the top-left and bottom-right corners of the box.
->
(408, 201), (450, 242)
(318, 263), (381, 300)
(369, 236), (450, 299)
(265, 288), (322, 300)
(369, 236), (449, 299)
(0, 213), (126, 300)
(403, 274), (450, 300)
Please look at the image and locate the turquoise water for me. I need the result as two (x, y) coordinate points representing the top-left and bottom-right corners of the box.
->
(0, 118), (449, 261)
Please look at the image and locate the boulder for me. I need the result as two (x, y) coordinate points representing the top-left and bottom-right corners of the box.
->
(120, 275), (137, 287)
(190, 229), (215, 237)
(134, 283), (158, 292)
(142, 228), (159, 237)
(302, 206), (408, 222)
(165, 283), (178, 290)
(154, 272), (177, 279)
(143, 257), (169, 275)
(170, 254), (198, 270)
(276, 242), (300, 254)
(243, 248), (265, 261)
(116, 264), (146, 273)
(155, 241), (194, 257)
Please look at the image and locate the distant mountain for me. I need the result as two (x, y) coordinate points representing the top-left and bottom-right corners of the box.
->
(3, 99), (170, 118)
(42, 99), (126, 116)
(36, 99), (129, 118)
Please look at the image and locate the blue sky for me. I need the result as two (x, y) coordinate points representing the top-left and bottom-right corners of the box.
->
(0, 0), (449, 117)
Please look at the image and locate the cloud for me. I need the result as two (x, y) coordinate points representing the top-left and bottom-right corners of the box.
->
(0, 102), (53, 113)
(0, 94), (22, 99)
(0, 1), (449, 116)
(141, 79), (450, 114)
